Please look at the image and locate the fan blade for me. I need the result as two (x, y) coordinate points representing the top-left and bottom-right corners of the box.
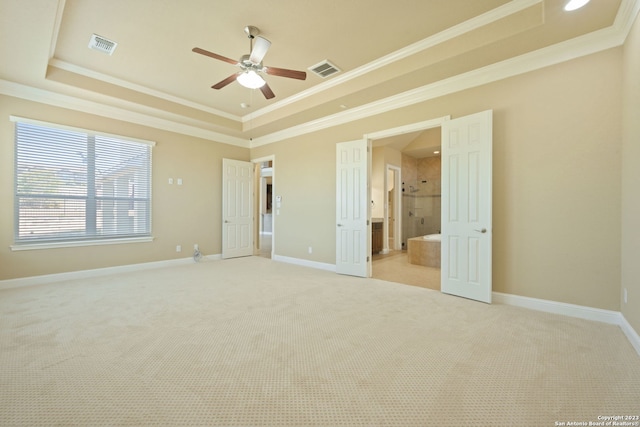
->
(212, 73), (239, 90)
(260, 83), (275, 99)
(192, 47), (239, 65)
(249, 36), (271, 64)
(265, 67), (307, 80)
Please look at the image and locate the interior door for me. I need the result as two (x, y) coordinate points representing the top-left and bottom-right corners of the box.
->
(441, 110), (493, 303)
(336, 140), (369, 277)
(222, 158), (253, 259)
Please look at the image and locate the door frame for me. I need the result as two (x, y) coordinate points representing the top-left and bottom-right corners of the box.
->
(252, 155), (275, 259)
(384, 164), (402, 252)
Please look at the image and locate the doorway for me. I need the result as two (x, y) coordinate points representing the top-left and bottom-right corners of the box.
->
(368, 117), (448, 291)
(368, 111), (493, 304)
(253, 156), (274, 259)
(373, 145), (443, 291)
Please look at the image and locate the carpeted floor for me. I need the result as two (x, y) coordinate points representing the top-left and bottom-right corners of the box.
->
(0, 256), (638, 426)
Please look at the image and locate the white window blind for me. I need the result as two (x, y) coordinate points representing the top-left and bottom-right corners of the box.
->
(13, 118), (153, 245)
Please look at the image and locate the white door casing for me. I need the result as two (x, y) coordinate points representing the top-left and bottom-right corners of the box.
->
(336, 140), (369, 277)
(385, 164), (402, 252)
(441, 110), (493, 303)
(222, 158), (253, 259)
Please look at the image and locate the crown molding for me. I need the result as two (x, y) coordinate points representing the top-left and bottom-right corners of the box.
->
(0, 79), (249, 148)
(615, 0), (640, 36)
(49, 0), (66, 60)
(48, 58), (241, 122)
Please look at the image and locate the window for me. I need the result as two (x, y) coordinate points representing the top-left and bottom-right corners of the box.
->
(12, 117), (154, 248)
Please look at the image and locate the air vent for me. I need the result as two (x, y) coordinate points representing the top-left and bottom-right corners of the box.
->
(309, 60), (341, 78)
(88, 34), (118, 55)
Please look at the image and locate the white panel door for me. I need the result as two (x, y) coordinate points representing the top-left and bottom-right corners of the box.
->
(441, 110), (493, 303)
(222, 158), (253, 259)
(336, 140), (369, 277)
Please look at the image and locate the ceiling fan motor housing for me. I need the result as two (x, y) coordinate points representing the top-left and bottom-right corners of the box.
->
(244, 25), (260, 39)
(240, 54), (262, 69)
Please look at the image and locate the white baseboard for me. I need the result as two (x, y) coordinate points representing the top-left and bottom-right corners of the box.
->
(0, 254), (221, 290)
(619, 315), (640, 356)
(493, 291), (640, 356)
(492, 291), (622, 324)
(272, 254), (336, 272)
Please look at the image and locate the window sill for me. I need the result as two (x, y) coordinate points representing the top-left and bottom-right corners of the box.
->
(10, 236), (155, 251)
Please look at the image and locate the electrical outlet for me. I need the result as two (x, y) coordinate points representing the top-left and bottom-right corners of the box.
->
(624, 288), (628, 304)
(194, 244), (199, 250)
(308, 246), (313, 254)
(176, 245), (181, 252)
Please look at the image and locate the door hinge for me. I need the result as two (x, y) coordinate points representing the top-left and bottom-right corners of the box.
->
(367, 256), (370, 262)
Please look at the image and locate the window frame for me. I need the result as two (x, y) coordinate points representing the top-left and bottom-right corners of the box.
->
(10, 116), (155, 251)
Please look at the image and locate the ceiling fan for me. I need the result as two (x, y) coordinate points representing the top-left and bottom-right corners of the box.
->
(192, 26), (307, 100)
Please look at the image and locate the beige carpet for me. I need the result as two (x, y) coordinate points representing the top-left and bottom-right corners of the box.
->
(0, 256), (638, 426)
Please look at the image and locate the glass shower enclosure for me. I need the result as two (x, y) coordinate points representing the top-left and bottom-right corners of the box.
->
(401, 179), (441, 248)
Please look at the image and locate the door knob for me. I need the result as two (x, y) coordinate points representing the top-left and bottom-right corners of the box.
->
(474, 228), (487, 233)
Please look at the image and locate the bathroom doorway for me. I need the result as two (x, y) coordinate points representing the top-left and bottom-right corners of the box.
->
(369, 118), (447, 291)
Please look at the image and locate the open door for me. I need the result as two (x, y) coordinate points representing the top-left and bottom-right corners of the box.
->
(222, 158), (253, 259)
(336, 140), (369, 277)
(441, 110), (493, 303)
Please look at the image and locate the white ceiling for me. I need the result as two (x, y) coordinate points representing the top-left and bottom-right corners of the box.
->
(0, 0), (632, 147)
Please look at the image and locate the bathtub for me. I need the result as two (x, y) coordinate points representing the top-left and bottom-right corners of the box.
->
(422, 233), (441, 242)
(408, 234), (441, 268)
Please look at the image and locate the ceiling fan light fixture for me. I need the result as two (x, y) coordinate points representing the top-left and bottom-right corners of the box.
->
(237, 70), (266, 89)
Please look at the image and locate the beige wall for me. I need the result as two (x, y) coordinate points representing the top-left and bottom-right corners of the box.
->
(253, 47), (623, 311)
(0, 96), (249, 280)
(621, 12), (640, 333)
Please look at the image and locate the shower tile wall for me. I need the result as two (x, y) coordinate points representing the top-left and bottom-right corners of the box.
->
(401, 154), (441, 248)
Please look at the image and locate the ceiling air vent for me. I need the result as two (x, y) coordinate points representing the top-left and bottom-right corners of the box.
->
(88, 34), (118, 55)
(309, 60), (341, 78)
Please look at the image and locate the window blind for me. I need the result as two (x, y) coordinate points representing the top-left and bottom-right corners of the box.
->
(13, 119), (153, 245)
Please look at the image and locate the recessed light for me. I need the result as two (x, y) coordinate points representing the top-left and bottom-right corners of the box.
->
(564, 0), (590, 11)
(240, 103), (250, 109)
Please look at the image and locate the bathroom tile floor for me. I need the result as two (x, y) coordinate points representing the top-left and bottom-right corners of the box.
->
(372, 250), (441, 291)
